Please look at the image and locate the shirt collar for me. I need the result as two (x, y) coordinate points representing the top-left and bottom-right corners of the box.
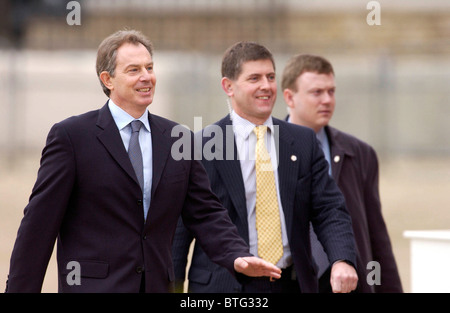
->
(231, 110), (274, 140)
(108, 99), (151, 132)
(316, 127), (328, 145)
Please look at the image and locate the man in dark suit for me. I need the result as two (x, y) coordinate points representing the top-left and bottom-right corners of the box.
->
(5, 30), (281, 293)
(172, 42), (358, 293)
(281, 53), (403, 292)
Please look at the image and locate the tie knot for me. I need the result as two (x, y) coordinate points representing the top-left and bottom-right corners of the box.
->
(130, 120), (143, 133)
(254, 125), (268, 140)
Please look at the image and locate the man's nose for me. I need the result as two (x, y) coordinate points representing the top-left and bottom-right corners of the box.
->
(260, 77), (271, 90)
(322, 91), (333, 104)
(140, 68), (152, 81)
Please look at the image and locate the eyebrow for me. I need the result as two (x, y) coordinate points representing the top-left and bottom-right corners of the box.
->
(308, 84), (336, 90)
(246, 71), (275, 78)
(124, 62), (154, 70)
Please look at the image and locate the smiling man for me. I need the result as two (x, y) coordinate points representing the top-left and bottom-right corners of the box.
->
(173, 42), (358, 293)
(5, 30), (282, 293)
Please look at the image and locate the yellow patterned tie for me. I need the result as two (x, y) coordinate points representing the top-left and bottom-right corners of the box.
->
(254, 126), (283, 265)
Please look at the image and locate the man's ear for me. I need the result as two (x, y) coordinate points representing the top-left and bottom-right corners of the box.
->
(99, 71), (114, 92)
(221, 77), (233, 96)
(283, 88), (295, 109)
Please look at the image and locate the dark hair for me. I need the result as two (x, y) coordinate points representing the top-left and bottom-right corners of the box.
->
(221, 41), (275, 80)
(281, 54), (334, 91)
(96, 29), (154, 97)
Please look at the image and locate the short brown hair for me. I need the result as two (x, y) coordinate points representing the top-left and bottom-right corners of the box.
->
(96, 29), (154, 97)
(221, 41), (275, 80)
(281, 54), (334, 91)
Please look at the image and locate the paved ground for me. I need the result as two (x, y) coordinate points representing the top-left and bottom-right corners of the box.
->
(1, 154), (449, 292)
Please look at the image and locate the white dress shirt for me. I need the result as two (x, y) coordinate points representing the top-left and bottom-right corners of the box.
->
(231, 110), (292, 268)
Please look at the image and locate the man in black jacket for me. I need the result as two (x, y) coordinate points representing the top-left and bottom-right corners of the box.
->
(281, 53), (403, 292)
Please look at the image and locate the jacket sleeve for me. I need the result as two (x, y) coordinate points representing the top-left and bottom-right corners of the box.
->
(363, 148), (403, 292)
(309, 132), (357, 269)
(6, 122), (76, 292)
(172, 217), (194, 292)
(180, 156), (251, 279)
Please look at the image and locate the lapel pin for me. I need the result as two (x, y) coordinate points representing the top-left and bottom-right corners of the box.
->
(334, 155), (340, 163)
(291, 155), (297, 161)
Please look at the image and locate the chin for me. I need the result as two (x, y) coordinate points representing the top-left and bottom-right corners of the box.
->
(138, 97), (153, 107)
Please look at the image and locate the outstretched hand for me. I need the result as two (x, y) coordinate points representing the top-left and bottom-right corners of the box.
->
(234, 256), (281, 279)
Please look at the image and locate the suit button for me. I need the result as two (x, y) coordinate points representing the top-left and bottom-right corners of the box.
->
(137, 200), (143, 207)
(136, 266), (145, 274)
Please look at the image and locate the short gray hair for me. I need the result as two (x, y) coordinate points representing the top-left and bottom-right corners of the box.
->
(96, 29), (154, 97)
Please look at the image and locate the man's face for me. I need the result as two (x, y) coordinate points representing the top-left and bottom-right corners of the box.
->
(104, 42), (156, 115)
(284, 71), (335, 133)
(224, 59), (277, 125)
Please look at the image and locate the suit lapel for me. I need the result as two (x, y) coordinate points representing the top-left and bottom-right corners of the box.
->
(213, 116), (248, 237)
(96, 103), (139, 187)
(272, 119), (298, 237)
(148, 113), (172, 200)
(326, 126), (346, 184)
(213, 117), (299, 239)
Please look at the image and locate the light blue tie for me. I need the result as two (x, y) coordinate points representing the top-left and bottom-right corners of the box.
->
(128, 120), (144, 192)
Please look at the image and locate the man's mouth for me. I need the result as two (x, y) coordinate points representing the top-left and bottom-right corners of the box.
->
(256, 96), (270, 100)
(137, 88), (150, 92)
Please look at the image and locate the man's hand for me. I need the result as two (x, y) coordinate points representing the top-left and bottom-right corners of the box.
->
(234, 257), (281, 279)
(330, 261), (358, 293)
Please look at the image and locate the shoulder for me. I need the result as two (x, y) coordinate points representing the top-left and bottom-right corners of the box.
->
(149, 113), (193, 139)
(273, 116), (317, 142)
(52, 108), (100, 133)
(149, 112), (181, 129)
(196, 115), (232, 141)
(327, 126), (377, 159)
(274, 116), (311, 131)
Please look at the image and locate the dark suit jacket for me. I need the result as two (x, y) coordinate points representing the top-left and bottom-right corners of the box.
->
(172, 115), (356, 293)
(325, 126), (403, 292)
(6, 103), (251, 293)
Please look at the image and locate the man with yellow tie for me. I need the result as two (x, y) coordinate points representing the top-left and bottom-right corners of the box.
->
(172, 42), (358, 293)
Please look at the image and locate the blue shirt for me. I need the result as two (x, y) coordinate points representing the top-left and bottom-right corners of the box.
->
(108, 99), (153, 220)
(316, 128), (332, 176)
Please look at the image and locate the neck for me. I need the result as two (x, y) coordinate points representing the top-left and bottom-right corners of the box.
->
(110, 98), (148, 119)
(232, 109), (271, 126)
(289, 115), (322, 133)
